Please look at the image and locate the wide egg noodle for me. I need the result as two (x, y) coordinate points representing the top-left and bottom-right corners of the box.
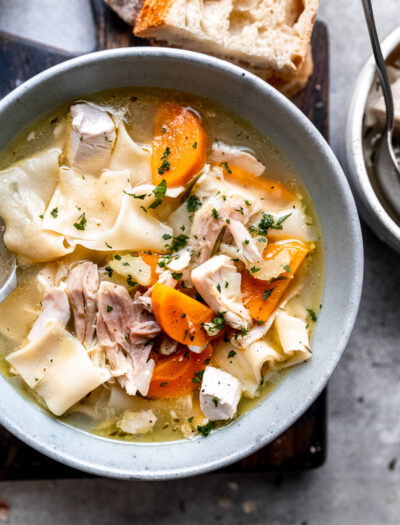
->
(6, 321), (110, 416)
(0, 148), (73, 262)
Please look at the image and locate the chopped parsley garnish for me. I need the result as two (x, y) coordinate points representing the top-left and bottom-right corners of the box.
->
(38, 214), (44, 219)
(105, 266), (113, 277)
(219, 161), (232, 173)
(211, 208), (220, 219)
(187, 195), (202, 212)
(192, 142), (198, 149)
(107, 305), (113, 312)
(171, 272), (183, 281)
(188, 416), (194, 423)
(212, 396), (219, 407)
(283, 264), (291, 273)
(184, 350), (190, 360)
(216, 283), (221, 293)
(249, 266), (261, 274)
(262, 289), (273, 300)
(251, 212), (292, 236)
(307, 308), (317, 322)
(204, 358), (211, 365)
(161, 127), (166, 133)
(240, 327), (248, 337)
(197, 421), (216, 437)
(257, 320), (265, 325)
(158, 147), (171, 175)
(181, 313), (186, 318)
(122, 262), (130, 266)
(149, 179), (167, 209)
(73, 212), (87, 231)
(50, 207), (58, 218)
(160, 382), (168, 387)
(225, 218), (231, 224)
(126, 275), (136, 287)
(245, 200), (251, 206)
(225, 281), (229, 288)
(123, 190), (147, 200)
(228, 350), (236, 358)
(105, 242), (112, 249)
(140, 206), (148, 213)
(162, 233), (172, 240)
(167, 234), (189, 252)
(235, 207), (244, 215)
(202, 316), (225, 336)
(192, 370), (204, 383)
(114, 254), (122, 260)
(243, 239), (249, 245)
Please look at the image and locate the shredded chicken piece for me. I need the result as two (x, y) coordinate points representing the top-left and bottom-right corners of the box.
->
(28, 286), (70, 342)
(191, 195), (260, 263)
(228, 219), (262, 263)
(97, 281), (160, 396)
(191, 254), (252, 330)
(66, 262), (99, 346)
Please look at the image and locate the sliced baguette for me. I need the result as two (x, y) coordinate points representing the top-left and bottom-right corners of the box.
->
(134, 0), (319, 77)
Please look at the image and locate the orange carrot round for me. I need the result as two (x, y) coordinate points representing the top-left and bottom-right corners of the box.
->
(151, 102), (207, 187)
(151, 283), (216, 346)
(147, 344), (213, 398)
(220, 164), (295, 202)
(241, 240), (309, 323)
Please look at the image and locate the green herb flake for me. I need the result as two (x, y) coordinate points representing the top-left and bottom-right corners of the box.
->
(171, 272), (183, 281)
(160, 382), (168, 387)
(187, 195), (202, 212)
(197, 421), (216, 437)
(73, 212), (87, 231)
(192, 142), (198, 149)
(167, 233), (189, 253)
(307, 308), (317, 322)
(50, 207), (58, 218)
(149, 178), (168, 209)
(283, 264), (291, 273)
(212, 396), (219, 407)
(216, 283), (221, 293)
(188, 416), (194, 423)
(228, 350), (236, 358)
(262, 289), (273, 300)
(123, 190), (147, 200)
(158, 147), (171, 175)
(204, 358), (211, 365)
(114, 254), (122, 260)
(105, 266), (113, 277)
(127, 275), (136, 287)
(107, 305), (113, 312)
(211, 208), (220, 219)
(219, 161), (232, 173)
(184, 350), (190, 360)
(192, 370), (204, 383)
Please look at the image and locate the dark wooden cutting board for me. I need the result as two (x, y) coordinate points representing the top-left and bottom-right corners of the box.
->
(0, 1), (328, 479)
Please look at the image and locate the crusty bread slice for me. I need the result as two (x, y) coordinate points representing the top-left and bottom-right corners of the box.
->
(134, 0), (319, 77)
(104, 0), (144, 25)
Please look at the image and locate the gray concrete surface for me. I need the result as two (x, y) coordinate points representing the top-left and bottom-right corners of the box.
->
(1, 1), (400, 524)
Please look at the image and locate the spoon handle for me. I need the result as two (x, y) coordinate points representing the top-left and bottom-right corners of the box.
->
(361, 0), (394, 132)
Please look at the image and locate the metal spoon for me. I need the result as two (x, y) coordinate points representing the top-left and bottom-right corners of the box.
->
(0, 217), (17, 303)
(361, 0), (400, 217)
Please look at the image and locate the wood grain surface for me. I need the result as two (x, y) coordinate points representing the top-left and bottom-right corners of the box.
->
(0, 2), (328, 478)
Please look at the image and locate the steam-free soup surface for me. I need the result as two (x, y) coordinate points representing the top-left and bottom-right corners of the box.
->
(0, 88), (323, 442)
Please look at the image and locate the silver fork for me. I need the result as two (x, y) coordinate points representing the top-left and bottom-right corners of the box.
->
(362, 0), (400, 218)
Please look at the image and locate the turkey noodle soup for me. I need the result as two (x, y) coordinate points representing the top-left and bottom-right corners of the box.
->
(0, 88), (322, 441)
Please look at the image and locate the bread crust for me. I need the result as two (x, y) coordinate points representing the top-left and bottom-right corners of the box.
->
(135, 0), (174, 33)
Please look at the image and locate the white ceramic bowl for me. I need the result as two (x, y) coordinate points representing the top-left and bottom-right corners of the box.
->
(345, 26), (400, 252)
(0, 48), (363, 479)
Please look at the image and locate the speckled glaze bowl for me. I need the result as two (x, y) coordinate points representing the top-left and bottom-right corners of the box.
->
(345, 26), (400, 252)
(0, 48), (363, 479)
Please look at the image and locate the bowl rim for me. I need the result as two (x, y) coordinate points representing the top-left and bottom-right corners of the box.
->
(345, 26), (400, 252)
(0, 46), (364, 479)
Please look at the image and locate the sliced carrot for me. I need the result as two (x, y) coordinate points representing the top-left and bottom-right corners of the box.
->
(241, 240), (309, 323)
(220, 164), (295, 202)
(151, 283), (215, 346)
(147, 344), (213, 398)
(151, 102), (207, 187)
(138, 251), (159, 286)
